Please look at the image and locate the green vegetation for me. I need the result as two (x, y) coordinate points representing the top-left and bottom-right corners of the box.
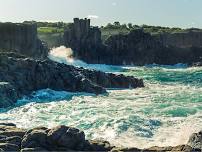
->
(24, 20), (202, 45)
(100, 21), (202, 40)
(37, 27), (64, 34)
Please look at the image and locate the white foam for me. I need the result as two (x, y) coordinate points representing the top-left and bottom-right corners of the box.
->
(48, 46), (123, 72)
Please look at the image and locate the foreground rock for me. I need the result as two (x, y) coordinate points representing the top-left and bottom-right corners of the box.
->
(188, 130), (202, 150)
(0, 52), (144, 108)
(0, 123), (201, 152)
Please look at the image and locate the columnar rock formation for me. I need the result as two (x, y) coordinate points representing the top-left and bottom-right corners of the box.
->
(0, 123), (201, 151)
(154, 30), (202, 48)
(64, 18), (202, 65)
(64, 18), (104, 62)
(0, 22), (48, 59)
(0, 52), (144, 108)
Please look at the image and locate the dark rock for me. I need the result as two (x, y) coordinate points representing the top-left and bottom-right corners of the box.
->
(21, 130), (48, 149)
(0, 82), (19, 108)
(111, 147), (141, 152)
(0, 124), (26, 138)
(0, 123), (16, 127)
(0, 53), (143, 108)
(0, 130), (26, 138)
(47, 125), (85, 150)
(0, 143), (20, 151)
(188, 130), (202, 150)
(0, 136), (22, 147)
(20, 147), (48, 152)
(0, 22), (48, 59)
(87, 140), (113, 151)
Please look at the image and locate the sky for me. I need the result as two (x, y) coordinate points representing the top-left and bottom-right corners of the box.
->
(0, 0), (202, 28)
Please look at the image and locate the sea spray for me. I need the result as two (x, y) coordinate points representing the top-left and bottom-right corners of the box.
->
(48, 46), (123, 72)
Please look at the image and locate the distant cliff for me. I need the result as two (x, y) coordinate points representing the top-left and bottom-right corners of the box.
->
(0, 22), (48, 59)
(154, 30), (202, 48)
(63, 18), (202, 65)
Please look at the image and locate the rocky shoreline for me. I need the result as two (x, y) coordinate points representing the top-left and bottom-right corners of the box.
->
(0, 52), (144, 108)
(0, 123), (201, 152)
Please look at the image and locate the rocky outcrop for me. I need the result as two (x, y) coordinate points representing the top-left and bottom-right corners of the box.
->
(0, 22), (48, 59)
(0, 123), (201, 152)
(0, 52), (144, 108)
(64, 18), (202, 65)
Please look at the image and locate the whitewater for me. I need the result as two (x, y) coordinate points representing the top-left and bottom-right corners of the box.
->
(0, 46), (202, 148)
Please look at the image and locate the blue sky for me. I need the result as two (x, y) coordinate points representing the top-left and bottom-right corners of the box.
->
(0, 0), (202, 28)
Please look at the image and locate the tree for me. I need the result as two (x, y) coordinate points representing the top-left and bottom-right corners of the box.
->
(113, 21), (120, 27)
(128, 23), (133, 29)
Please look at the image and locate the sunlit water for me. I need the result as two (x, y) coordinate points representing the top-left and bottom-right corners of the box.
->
(0, 47), (202, 148)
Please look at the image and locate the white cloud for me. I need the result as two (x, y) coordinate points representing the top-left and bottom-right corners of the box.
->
(87, 15), (99, 19)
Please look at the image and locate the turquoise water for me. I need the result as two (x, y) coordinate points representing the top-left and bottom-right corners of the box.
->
(0, 65), (202, 148)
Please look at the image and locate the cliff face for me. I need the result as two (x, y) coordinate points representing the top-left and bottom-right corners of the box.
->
(0, 23), (48, 59)
(63, 18), (202, 65)
(64, 18), (104, 62)
(154, 30), (202, 48)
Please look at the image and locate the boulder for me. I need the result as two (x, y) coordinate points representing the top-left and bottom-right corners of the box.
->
(188, 130), (202, 150)
(87, 140), (113, 151)
(47, 125), (85, 150)
(0, 82), (19, 108)
(21, 130), (48, 149)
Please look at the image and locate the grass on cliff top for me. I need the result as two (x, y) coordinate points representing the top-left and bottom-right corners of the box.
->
(37, 27), (64, 34)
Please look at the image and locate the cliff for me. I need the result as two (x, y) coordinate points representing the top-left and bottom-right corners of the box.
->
(154, 30), (202, 48)
(0, 22), (48, 59)
(63, 19), (202, 65)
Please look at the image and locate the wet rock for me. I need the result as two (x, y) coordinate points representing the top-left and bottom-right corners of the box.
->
(188, 130), (202, 150)
(0, 143), (19, 151)
(21, 130), (48, 149)
(47, 125), (85, 150)
(0, 136), (22, 147)
(20, 147), (48, 152)
(0, 123), (16, 127)
(0, 82), (19, 108)
(0, 52), (144, 108)
(87, 140), (113, 151)
(111, 147), (141, 152)
(0, 130), (25, 138)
